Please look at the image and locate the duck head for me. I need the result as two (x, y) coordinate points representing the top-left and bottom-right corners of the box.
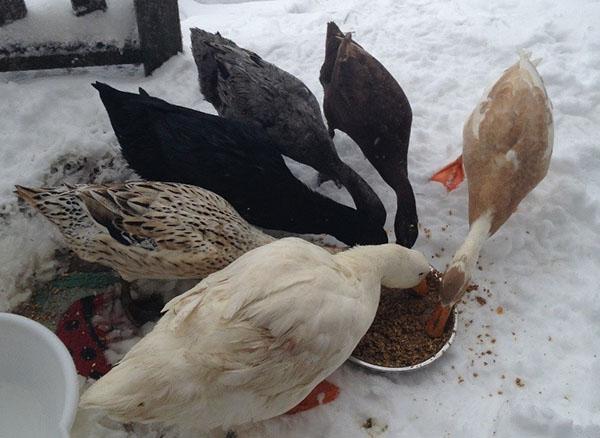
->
(394, 195), (419, 248)
(426, 263), (470, 337)
(395, 218), (419, 249)
(379, 246), (430, 290)
(426, 213), (492, 337)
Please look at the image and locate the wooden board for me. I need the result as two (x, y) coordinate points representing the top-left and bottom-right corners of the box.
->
(0, 42), (142, 72)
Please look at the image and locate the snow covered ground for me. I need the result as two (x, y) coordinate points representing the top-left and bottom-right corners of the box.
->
(1, 0), (600, 436)
(0, 0), (137, 50)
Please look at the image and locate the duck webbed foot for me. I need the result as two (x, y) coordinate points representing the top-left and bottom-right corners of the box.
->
(120, 281), (164, 326)
(431, 155), (464, 191)
(285, 379), (340, 415)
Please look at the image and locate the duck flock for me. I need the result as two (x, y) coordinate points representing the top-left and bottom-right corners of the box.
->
(15, 22), (553, 434)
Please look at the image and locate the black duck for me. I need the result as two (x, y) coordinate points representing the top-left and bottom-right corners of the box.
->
(92, 82), (387, 247)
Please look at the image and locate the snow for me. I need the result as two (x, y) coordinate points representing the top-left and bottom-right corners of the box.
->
(0, 0), (137, 52)
(1, 0), (600, 437)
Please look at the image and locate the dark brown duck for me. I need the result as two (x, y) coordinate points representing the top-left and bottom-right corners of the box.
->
(320, 22), (418, 248)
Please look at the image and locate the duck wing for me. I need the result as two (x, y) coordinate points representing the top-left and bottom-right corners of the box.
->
(76, 182), (252, 253)
(94, 82), (294, 190)
(463, 54), (553, 234)
(190, 29), (338, 168)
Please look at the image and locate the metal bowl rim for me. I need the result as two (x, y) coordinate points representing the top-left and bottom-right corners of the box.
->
(348, 306), (458, 372)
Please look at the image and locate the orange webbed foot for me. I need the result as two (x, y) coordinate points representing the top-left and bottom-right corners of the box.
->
(431, 155), (465, 191)
(286, 380), (340, 415)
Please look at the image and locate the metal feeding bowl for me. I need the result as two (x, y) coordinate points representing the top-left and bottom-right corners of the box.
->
(348, 306), (458, 373)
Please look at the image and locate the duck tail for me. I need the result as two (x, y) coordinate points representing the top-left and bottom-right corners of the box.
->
(189, 27), (214, 44)
(15, 185), (83, 235)
(320, 22), (345, 86)
(79, 330), (181, 424)
(189, 27), (232, 47)
(517, 49), (542, 67)
(91, 81), (136, 111)
(91, 80), (115, 95)
(14, 185), (43, 209)
(92, 82), (164, 178)
(15, 185), (71, 212)
(190, 28), (231, 110)
(92, 82), (136, 125)
(79, 359), (155, 422)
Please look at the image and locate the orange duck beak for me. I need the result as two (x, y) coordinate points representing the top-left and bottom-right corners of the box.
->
(426, 303), (453, 338)
(431, 155), (464, 191)
(427, 264), (469, 337)
(412, 276), (430, 297)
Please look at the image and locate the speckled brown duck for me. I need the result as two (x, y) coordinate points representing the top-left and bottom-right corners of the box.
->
(319, 22), (418, 248)
(15, 181), (275, 324)
(190, 28), (386, 229)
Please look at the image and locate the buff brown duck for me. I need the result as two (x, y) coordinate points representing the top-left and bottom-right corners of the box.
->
(426, 53), (553, 337)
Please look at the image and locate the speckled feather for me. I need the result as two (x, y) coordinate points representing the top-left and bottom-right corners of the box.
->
(15, 182), (274, 281)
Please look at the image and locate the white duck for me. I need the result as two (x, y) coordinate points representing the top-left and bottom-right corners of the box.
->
(80, 237), (429, 431)
(427, 53), (553, 336)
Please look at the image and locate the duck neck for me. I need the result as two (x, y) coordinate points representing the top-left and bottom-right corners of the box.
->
(329, 158), (387, 228)
(250, 227), (277, 247)
(336, 244), (399, 283)
(442, 212), (492, 305)
(304, 192), (379, 245)
(353, 135), (418, 247)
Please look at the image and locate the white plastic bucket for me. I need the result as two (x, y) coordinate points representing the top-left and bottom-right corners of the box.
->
(0, 312), (79, 438)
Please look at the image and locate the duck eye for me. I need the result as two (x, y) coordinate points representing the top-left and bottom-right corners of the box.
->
(419, 272), (425, 276)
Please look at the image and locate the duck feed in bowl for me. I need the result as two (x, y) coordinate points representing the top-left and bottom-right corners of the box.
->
(351, 269), (456, 371)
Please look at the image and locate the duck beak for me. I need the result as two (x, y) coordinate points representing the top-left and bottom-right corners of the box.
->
(412, 276), (429, 296)
(426, 303), (452, 338)
(426, 265), (466, 337)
